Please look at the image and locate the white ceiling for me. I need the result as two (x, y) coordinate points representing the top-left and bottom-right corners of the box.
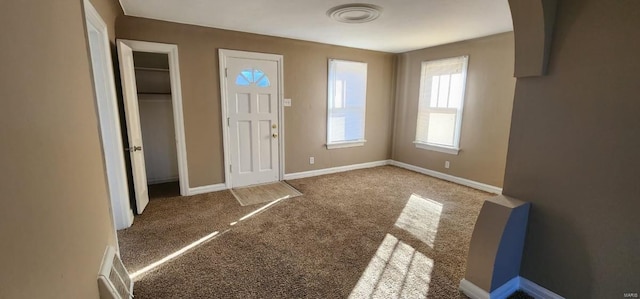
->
(119, 0), (513, 53)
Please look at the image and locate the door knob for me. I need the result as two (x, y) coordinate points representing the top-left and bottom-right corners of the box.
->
(272, 133), (278, 138)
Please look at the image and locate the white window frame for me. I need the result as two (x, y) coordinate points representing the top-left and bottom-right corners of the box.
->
(326, 59), (368, 149)
(414, 55), (469, 155)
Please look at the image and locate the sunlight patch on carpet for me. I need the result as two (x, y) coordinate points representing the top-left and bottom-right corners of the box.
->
(129, 230), (222, 281)
(234, 195), (289, 225)
(394, 194), (443, 248)
(349, 234), (433, 299)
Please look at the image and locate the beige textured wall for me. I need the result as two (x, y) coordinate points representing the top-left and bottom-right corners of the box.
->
(392, 33), (516, 187)
(0, 0), (122, 298)
(116, 17), (396, 187)
(88, 0), (121, 43)
(508, 0), (555, 77)
(503, 0), (640, 297)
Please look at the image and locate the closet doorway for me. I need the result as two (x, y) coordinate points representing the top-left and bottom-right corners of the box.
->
(135, 52), (180, 198)
(117, 40), (189, 214)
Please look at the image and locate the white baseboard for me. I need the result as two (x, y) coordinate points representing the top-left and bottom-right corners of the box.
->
(183, 160), (499, 197)
(492, 277), (521, 298)
(283, 160), (391, 180)
(389, 160), (503, 194)
(187, 183), (227, 196)
(283, 159), (502, 195)
(459, 277), (563, 299)
(459, 279), (490, 299)
(520, 277), (564, 299)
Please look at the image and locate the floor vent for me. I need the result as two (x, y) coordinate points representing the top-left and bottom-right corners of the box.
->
(98, 246), (134, 299)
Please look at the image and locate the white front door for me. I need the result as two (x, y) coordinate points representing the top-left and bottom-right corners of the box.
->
(117, 40), (150, 214)
(220, 50), (282, 188)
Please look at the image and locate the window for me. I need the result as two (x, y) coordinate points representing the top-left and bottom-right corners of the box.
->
(327, 59), (368, 149)
(414, 56), (469, 155)
(235, 68), (270, 87)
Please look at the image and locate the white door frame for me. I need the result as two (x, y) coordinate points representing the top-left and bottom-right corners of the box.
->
(118, 39), (190, 196)
(218, 49), (285, 188)
(84, 0), (133, 232)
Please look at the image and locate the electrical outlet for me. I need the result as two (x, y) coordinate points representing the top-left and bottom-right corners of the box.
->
(309, 157), (315, 165)
(445, 161), (450, 169)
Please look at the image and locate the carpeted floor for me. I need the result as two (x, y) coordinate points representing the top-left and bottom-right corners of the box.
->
(231, 181), (302, 206)
(148, 181), (180, 199)
(117, 165), (492, 298)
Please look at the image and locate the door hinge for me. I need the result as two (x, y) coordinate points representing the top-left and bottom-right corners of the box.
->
(225, 68), (228, 78)
(229, 164), (232, 173)
(227, 117), (230, 126)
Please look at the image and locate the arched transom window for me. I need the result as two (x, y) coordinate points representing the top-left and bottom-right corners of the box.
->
(235, 68), (271, 87)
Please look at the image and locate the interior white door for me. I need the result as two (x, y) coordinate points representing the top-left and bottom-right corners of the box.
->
(117, 40), (149, 214)
(85, 3), (133, 229)
(225, 57), (280, 187)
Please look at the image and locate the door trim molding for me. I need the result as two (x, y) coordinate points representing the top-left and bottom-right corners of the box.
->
(84, 0), (133, 234)
(117, 39), (190, 196)
(218, 49), (285, 189)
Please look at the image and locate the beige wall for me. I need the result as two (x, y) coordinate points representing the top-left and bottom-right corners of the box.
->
(0, 0), (122, 298)
(88, 0), (121, 43)
(116, 17), (396, 187)
(392, 33), (516, 187)
(503, 0), (640, 297)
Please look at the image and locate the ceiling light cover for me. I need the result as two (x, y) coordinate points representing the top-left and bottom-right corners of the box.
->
(327, 4), (383, 24)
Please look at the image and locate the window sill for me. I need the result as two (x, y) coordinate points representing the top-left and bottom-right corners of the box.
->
(326, 140), (366, 149)
(413, 141), (460, 155)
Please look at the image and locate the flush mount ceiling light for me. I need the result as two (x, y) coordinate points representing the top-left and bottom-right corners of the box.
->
(327, 4), (383, 24)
